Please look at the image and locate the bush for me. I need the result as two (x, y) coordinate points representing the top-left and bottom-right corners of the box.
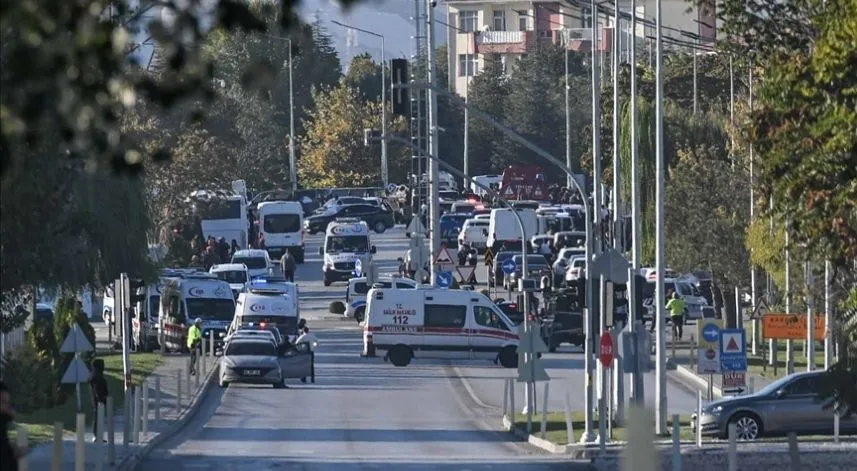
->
(26, 320), (59, 364)
(329, 301), (346, 315)
(0, 345), (60, 413)
(53, 294), (96, 400)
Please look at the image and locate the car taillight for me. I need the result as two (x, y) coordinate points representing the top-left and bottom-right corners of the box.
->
(259, 322), (267, 329)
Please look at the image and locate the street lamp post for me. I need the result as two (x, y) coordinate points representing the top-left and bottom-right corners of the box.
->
(288, 39), (297, 193)
(331, 21), (388, 186)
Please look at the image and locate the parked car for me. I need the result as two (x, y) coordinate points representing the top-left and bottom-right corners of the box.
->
(305, 203), (396, 234)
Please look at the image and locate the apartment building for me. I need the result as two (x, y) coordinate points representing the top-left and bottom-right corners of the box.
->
(444, 0), (717, 97)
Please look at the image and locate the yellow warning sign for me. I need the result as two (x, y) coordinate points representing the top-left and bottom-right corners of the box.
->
(483, 247), (494, 266)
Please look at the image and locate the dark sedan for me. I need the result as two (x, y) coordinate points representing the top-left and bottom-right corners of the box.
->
(304, 203), (396, 235)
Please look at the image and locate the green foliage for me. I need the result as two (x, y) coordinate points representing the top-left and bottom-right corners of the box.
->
(466, 54), (510, 174)
(165, 233), (195, 268)
(345, 53), (383, 103)
(53, 295), (96, 363)
(0, 345), (60, 413)
(26, 321), (59, 365)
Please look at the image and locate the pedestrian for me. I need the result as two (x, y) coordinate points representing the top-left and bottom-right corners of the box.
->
(187, 318), (203, 375)
(295, 327), (319, 384)
(0, 381), (29, 471)
(88, 358), (109, 442)
(280, 249), (296, 282)
(666, 291), (686, 340)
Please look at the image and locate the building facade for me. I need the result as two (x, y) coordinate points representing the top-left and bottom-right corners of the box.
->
(444, 0), (717, 97)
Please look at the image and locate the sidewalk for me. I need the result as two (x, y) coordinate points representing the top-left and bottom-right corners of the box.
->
(23, 352), (218, 471)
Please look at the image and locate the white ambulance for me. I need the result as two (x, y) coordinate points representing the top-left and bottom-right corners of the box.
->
(363, 288), (519, 367)
(344, 275), (418, 322)
(318, 218), (376, 286)
(159, 272), (236, 350)
(229, 284), (300, 339)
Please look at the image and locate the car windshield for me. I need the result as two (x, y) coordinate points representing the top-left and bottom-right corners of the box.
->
(326, 235), (369, 253)
(225, 342), (276, 356)
(561, 249), (584, 260)
(148, 295), (160, 318)
(263, 214), (301, 233)
(186, 298), (235, 321)
(214, 270), (247, 284)
(232, 257), (267, 269)
(352, 281), (393, 295)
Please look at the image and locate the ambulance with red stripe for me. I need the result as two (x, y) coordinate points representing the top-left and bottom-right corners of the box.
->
(363, 288), (520, 368)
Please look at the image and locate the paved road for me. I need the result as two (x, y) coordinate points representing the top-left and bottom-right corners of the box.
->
(138, 227), (593, 469)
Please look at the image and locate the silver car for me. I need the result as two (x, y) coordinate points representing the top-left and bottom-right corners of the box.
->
(692, 371), (857, 440)
(219, 339), (284, 388)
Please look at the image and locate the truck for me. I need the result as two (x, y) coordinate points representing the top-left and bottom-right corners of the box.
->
(499, 165), (549, 201)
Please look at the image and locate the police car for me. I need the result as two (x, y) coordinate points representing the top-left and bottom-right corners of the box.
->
(363, 288), (519, 367)
(344, 275), (418, 322)
(318, 218), (376, 287)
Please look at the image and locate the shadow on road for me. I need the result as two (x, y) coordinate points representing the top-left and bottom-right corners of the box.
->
(193, 427), (516, 442)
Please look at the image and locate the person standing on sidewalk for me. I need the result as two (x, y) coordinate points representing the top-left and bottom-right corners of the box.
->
(666, 291), (687, 340)
(1, 381), (29, 471)
(187, 318), (203, 375)
(89, 359), (109, 442)
(280, 249), (296, 282)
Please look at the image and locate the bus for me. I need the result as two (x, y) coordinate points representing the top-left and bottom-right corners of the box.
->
(191, 189), (249, 249)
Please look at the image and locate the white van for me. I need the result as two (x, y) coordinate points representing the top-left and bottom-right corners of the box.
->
(231, 249), (273, 279)
(229, 285), (300, 339)
(246, 277), (300, 321)
(159, 273), (236, 351)
(257, 201), (305, 263)
(345, 276), (418, 322)
(487, 208), (537, 251)
(363, 288), (519, 367)
(209, 263), (250, 299)
(319, 218), (376, 286)
(458, 218), (490, 249)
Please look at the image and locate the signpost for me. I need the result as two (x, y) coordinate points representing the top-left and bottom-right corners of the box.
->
(483, 247), (494, 266)
(517, 323), (549, 434)
(762, 313), (825, 340)
(435, 271), (453, 289)
(720, 328), (748, 373)
(353, 258), (363, 277)
(433, 246), (456, 277)
(600, 332), (614, 368)
(455, 265), (477, 285)
(697, 320), (722, 375)
(502, 258), (516, 276)
(60, 324), (94, 412)
(721, 372), (747, 395)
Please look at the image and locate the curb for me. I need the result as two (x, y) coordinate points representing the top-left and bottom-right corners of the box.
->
(673, 364), (723, 400)
(114, 361), (220, 471)
(502, 415), (570, 454)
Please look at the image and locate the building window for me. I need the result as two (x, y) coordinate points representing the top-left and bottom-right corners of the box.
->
(581, 7), (593, 28)
(458, 54), (478, 77)
(459, 10), (478, 33)
(492, 11), (506, 31)
(518, 12), (530, 31)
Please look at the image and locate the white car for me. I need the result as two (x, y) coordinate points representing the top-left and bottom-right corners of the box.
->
(551, 247), (586, 283)
(564, 256), (586, 284)
(231, 249), (273, 279)
(457, 218), (489, 249)
(209, 263), (250, 299)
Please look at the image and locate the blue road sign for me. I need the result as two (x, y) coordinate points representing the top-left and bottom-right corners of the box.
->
(501, 258), (517, 275)
(353, 258), (362, 277)
(701, 322), (721, 343)
(720, 328), (747, 372)
(436, 271), (453, 289)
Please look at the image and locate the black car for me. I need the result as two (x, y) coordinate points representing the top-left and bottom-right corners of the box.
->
(304, 204), (396, 234)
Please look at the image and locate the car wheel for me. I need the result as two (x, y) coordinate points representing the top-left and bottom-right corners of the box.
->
(374, 221), (387, 233)
(728, 412), (762, 440)
(389, 345), (412, 367)
(499, 346), (518, 368)
(323, 278), (332, 287)
(219, 379), (229, 388)
(354, 307), (366, 323)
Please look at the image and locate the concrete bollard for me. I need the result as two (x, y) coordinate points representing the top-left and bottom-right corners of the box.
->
(51, 422), (63, 471)
(132, 388), (142, 443)
(194, 356), (201, 390)
(186, 366), (192, 398)
(95, 405), (104, 471)
(503, 379), (509, 421)
(620, 406), (658, 471)
(564, 392), (574, 444)
(671, 414), (681, 471)
(141, 380), (149, 435)
(748, 376), (755, 394)
(176, 369), (182, 412)
(509, 382), (515, 430)
(696, 390), (703, 447)
(154, 376), (161, 423)
(727, 423), (737, 471)
(787, 432), (800, 471)
(106, 396), (115, 465)
(209, 331), (215, 357)
(16, 426), (28, 471)
(201, 345), (208, 376)
(540, 382), (549, 439)
(75, 413), (86, 471)
(834, 411), (840, 443)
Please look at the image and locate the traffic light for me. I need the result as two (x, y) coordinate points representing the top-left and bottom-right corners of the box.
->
(129, 278), (146, 305)
(391, 59), (409, 116)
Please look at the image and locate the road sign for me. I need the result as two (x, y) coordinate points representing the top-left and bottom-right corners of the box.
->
(591, 248), (630, 283)
(720, 328), (747, 372)
(721, 372), (747, 395)
(59, 324), (94, 353)
(762, 313), (825, 340)
(501, 258), (516, 275)
(620, 324), (652, 373)
(435, 271), (453, 289)
(483, 247), (494, 266)
(407, 217), (426, 235)
(518, 325), (549, 382)
(433, 247), (455, 266)
(599, 332), (614, 368)
(456, 265), (477, 284)
(697, 319), (722, 374)
(61, 358), (91, 384)
(504, 186), (514, 197)
(353, 258), (363, 277)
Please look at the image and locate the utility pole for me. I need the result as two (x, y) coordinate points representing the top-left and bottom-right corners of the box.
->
(824, 260), (833, 369)
(654, 0), (668, 436)
(748, 63), (758, 355)
(630, 0), (640, 270)
(806, 260), (815, 371)
(611, 0), (620, 251)
(583, 0), (601, 444)
(288, 39), (297, 193)
(785, 227), (794, 374)
(381, 35), (388, 186)
(426, 0), (440, 286)
(565, 29), (573, 188)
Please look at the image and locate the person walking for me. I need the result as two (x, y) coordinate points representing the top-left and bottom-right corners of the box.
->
(665, 291), (687, 340)
(1, 381), (29, 471)
(280, 249), (296, 282)
(295, 327), (319, 384)
(187, 318), (203, 375)
(89, 359), (109, 442)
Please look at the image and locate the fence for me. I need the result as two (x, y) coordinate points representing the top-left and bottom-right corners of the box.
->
(0, 326), (27, 361)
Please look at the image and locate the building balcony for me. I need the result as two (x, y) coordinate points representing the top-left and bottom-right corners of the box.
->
(553, 27), (612, 52)
(474, 30), (535, 54)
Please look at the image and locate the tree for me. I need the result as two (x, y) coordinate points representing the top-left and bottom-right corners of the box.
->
(298, 82), (409, 187)
(345, 53), (383, 103)
(715, 0), (856, 414)
(466, 54), (509, 174)
(433, 45), (465, 181)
